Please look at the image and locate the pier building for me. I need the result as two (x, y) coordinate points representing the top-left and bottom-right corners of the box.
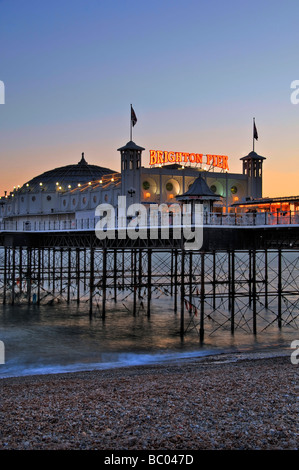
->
(0, 138), (268, 230)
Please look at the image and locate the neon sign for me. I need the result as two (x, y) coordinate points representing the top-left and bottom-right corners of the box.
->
(149, 150), (229, 171)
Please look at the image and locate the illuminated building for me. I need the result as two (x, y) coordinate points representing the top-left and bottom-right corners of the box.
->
(119, 142), (266, 212)
(0, 139), (268, 229)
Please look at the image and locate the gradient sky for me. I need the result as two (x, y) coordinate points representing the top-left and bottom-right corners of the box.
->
(0, 0), (298, 197)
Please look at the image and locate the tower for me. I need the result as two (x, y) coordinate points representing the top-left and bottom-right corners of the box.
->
(240, 151), (266, 199)
(118, 140), (145, 205)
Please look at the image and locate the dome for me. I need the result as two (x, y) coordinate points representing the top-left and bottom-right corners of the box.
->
(21, 153), (118, 192)
(176, 175), (221, 201)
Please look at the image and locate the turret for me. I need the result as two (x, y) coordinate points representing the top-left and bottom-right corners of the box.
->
(240, 150), (266, 198)
(118, 140), (145, 205)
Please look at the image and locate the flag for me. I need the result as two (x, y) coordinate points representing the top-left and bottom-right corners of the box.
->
(254, 121), (258, 141)
(131, 105), (137, 127)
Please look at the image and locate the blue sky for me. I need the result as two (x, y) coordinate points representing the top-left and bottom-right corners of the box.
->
(0, 0), (299, 196)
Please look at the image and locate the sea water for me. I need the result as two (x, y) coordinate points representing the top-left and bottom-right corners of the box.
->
(0, 292), (296, 379)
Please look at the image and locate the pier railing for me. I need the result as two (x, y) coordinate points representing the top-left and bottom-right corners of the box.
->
(0, 210), (299, 232)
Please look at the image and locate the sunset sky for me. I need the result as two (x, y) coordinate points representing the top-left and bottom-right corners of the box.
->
(0, 0), (298, 197)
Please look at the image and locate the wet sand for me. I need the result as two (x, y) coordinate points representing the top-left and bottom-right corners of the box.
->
(0, 352), (298, 450)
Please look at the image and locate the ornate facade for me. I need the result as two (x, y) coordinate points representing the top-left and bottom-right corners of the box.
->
(0, 140), (266, 230)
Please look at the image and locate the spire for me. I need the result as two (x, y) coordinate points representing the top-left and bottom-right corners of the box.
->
(78, 152), (88, 165)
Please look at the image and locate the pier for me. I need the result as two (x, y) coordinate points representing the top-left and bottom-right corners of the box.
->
(0, 220), (298, 343)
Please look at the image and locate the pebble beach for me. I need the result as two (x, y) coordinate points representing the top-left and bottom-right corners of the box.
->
(0, 352), (298, 451)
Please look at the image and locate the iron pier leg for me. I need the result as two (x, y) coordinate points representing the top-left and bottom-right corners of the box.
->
(174, 249), (178, 313)
(180, 249), (185, 337)
(37, 247), (41, 304)
(264, 249), (268, 309)
(189, 251), (193, 313)
(19, 247), (23, 299)
(11, 247), (16, 306)
(133, 249), (137, 316)
(278, 249), (282, 329)
(212, 250), (216, 310)
(252, 250), (257, 335)
(147, 248), (152, 318)
(3, 247), (7, 305)
(200, 252), (205, 344)
(102, 247), (107, 319)
(67, 248), (71, 303)
(230, 250), (235, 335)
(27, 247), (32, 305)
(114, 249), (117, 302)
(89, 248), (94, 319)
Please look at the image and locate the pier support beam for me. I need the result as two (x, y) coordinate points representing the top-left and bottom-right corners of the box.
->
(200, 252), (205, 344)
(252, 250), (257, 335)
(278, 249), (282, 329)
(102, 247), (107, 319)
(147, 248), (152, 318)
(180, 249), (185, 337)
(89, 247), (94, 319)
(174, 249), (178, 313)
(230, 250), (235, 335)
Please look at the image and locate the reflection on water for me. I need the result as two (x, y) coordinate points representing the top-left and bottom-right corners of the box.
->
(0, 294), (296, 378)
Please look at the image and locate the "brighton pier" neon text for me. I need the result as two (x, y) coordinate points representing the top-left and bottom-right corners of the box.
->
(149, 149), (229, 170)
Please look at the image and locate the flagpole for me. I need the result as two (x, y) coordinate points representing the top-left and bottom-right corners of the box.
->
(253, 117), (255, 152)
(130, 104), (132, 141)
